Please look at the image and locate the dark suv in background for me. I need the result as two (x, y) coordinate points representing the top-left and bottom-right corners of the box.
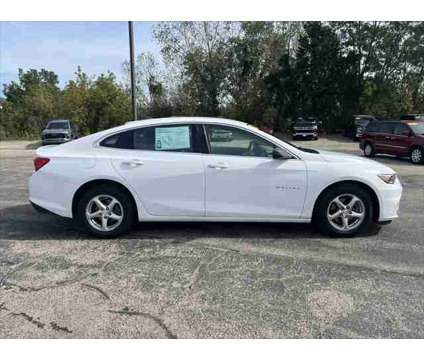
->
(399, 114), (424, 121)
(291, 116), (319, 140)
(360, 120), (424, 164)
(41, 119), (78, 145)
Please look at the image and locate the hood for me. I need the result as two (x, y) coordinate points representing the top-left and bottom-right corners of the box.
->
(318, 150), (395, 173)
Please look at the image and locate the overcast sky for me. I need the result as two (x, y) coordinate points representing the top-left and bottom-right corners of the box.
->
(0, 21), (161, 93)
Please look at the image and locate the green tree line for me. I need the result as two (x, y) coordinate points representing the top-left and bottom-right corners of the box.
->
(1, 21), (423, 139)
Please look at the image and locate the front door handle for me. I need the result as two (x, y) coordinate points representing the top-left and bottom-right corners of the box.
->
(122, 159), (144, 167)
(208, 162), (229, 170)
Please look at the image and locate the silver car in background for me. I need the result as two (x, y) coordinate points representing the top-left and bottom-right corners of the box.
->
(41, 119), (78, 145)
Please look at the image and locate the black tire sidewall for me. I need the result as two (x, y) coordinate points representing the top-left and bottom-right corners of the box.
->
(77, 184), (136, 238)
(314, 184), (374, 237)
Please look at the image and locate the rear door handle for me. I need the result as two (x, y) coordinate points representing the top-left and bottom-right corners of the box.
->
(208, 162), (229, 169)
(122, 159), (144, 167)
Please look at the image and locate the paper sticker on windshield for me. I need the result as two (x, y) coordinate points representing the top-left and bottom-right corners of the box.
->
(155, 126), (190, 150)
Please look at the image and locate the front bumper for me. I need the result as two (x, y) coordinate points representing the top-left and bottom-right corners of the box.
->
(293, 132), (317, 138)
(42, 137), (70, 144)
(378, 178), (403, 221)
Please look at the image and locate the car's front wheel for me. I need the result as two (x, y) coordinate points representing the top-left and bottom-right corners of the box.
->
(77, 184), (136, 238)
(313, 184), (373, 237)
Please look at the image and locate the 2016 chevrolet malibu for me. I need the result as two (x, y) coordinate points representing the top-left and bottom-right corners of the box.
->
(29, 117), (402, 238)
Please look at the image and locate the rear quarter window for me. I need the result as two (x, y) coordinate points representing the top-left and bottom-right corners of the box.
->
(99, 130), (134, 149)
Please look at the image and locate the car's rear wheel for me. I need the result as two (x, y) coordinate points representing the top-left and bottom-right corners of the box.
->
(313, 184), (373, 237)
(410, 147), (424, 164)
(363, 142), (375, 157)
(77, 184), (136, 238)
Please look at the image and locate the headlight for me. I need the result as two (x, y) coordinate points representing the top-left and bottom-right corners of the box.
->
(378, 174), (397, 184)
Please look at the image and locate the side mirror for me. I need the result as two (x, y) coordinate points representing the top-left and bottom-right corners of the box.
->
(401, 130), (412, 136)
(272, 149), (291, 160)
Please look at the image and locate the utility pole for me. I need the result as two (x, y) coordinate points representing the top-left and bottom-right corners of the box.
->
(128, 21), (137, 121)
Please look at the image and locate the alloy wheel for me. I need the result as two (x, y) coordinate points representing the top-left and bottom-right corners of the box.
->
(326, 194), (365, 232)
(85, 194), (124, 232)
(364, 144), (372, 156)
(411, 148), (422, 164)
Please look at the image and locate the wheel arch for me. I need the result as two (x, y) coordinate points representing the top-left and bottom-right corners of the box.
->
(71, 179), (140, 220)
(312, 180), (380, 222)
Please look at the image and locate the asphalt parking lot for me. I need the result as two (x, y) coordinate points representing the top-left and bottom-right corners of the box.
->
(1, 136), (423, 338)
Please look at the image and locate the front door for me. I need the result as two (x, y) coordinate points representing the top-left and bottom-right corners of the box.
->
(202, 124), (307, 219)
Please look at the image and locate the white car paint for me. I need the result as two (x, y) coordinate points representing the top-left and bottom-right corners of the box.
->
(29, 117), (402, 225)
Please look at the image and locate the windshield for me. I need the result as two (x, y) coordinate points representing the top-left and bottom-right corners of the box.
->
(409, 123), (424, 135)
(47, 122), (69, 130)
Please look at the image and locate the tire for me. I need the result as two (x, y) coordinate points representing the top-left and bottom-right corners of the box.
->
(363, 142), (375, 157)
(410, 147), (424, 165)
(76, 184), (136, 238)
(313, 183), (374, 237)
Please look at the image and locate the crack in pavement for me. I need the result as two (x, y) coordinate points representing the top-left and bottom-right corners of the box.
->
(10, 312), (45, 328)
(80, 283), (111, 300)
(108, 308), (177, 339)
(50, 321), (73, 334)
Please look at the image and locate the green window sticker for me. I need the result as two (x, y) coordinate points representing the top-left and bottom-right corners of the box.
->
(155, 126), (190, 151)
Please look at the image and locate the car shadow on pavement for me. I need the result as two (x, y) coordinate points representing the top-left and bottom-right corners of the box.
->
(0, 204), (333, 242)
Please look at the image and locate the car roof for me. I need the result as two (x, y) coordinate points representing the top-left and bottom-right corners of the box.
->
(124, 116), (247, 128)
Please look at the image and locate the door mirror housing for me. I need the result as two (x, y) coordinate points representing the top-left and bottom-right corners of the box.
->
(272, 148), (292, 160)
(401, 129), (412, 136)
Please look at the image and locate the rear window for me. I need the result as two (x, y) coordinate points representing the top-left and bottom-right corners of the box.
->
(100, 124), (202, 153)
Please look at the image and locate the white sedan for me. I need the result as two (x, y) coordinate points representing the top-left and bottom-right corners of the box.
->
(29, 117), (402, 238)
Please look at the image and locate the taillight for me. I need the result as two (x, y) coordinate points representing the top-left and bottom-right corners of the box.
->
(34, 157), (50, 171)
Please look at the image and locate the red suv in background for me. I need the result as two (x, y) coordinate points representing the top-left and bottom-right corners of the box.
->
(360, 120), (424, 164)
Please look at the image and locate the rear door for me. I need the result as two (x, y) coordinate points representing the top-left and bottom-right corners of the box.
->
(375, 122), (395, 154)
(103, 123), (206, 217)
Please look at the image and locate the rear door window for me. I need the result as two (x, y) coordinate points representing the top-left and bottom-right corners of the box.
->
(100, 124), (204, 153)
(379, 122), (395, 134)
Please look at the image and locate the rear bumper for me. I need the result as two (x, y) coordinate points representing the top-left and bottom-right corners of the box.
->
(29, 170), (75, 218)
